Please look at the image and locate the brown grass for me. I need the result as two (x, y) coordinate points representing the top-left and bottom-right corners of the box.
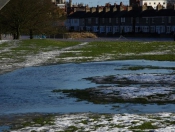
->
(64, 32), (97, 39)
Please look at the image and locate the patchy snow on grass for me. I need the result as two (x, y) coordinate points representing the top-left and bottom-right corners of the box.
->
(0, 40), (9, 44)
(0, 42), (89, 74)
(114, 73), (175, 84)
(10, 113), (175, 132)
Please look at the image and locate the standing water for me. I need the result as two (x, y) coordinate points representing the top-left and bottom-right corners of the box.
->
(0, 60), (175, 115)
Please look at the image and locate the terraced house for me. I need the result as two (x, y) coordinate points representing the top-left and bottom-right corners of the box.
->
(65, 1), (175, 36)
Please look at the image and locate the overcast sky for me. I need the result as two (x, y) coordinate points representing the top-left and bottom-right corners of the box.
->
(70, 0), (129, 7)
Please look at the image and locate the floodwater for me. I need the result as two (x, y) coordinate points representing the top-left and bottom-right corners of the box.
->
(0, 60), (175, 115)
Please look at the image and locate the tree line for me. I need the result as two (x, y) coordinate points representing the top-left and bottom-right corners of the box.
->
(0, 0), (66, 40)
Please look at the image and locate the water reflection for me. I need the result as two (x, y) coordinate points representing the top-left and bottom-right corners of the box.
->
(0, 60), (175, 115)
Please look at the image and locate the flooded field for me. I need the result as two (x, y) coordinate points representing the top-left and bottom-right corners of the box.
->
(0, 60), (175, 131)
(0, 60), (175, 115)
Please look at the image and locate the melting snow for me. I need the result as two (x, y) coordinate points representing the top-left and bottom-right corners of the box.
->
(10, 113), (175, 132)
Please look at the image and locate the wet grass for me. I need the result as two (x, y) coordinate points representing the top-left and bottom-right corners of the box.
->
(1, 40), (175, 63)
(10, 114), (55, 130)
(73, 41), (175, 61)
(118, 65), (175, 70)
(0, 40), (175, 73)
(52, 88), (175, 104)
(130, 122), (158, 130)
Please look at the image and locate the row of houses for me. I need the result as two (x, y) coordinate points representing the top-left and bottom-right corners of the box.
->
(65, 3), (175, 36)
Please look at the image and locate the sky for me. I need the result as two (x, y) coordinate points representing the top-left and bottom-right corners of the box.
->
(70, 0), (129, 7)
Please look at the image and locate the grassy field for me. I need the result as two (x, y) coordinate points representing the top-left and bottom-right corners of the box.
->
(1, 39), (175, 132)
(67, 41), (175, 62)
(0, 39), (175, 74)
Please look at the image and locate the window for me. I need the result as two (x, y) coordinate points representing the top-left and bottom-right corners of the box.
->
(82, 19), (85, 24)
(150, 26), (155, 33)
(116, 18), (118, 23)
(121, 17), (125, 23)
(167, 26), (171, 33)
(131, 17), (133, 24)
(74, 19), (78, 23)
(152, 18), (154, 23)
(109, 26), (112, 32)
(88, 18), (91, 24)
(168, 17), (171, 23)
(93, 26), (98, 32)
(95, 18), (98, 24)
(114, 26), (119, 32)
(109, 18), (111, 23)
(160, 26), (165, 33)
(106, 26), (112, 32)
(125, 26), (132, 32)
(136, 17), (139, 23)
(146, 18), (149, 23)
(100, 26), (105, 32)
(102, 18), (105, 23)
(142, 26), (149, 32)
(162, 17), (164, 23)
(86, 26), (91, 31)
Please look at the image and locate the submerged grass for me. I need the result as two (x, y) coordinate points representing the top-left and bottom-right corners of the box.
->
(119, 65), (175, 70)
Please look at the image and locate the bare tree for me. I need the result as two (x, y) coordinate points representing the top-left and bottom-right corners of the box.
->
(0, 0), (65, 39)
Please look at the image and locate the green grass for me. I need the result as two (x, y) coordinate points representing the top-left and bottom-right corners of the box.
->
(10, 114), (55, 130)
(130, 122), (158, 130)
(0, 39), (80, 68)
(1, 40), (175, 75)
(73, 41), (175, 61)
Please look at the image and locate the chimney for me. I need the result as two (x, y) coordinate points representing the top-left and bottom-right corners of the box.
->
(104, 6), (110, 12)
(127, 6), (133, 11)
(112, 6), (117, 12)
(114, 3), (117, 7)
(142, 5), (147, 11)
(97, 6), (103, 13)
(73, 7), (76, 12)
(90, 7), (96, 13)
(85, 7), (90, 12)
(120, 2), (125, 11)
(157, 3), (163, 10)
